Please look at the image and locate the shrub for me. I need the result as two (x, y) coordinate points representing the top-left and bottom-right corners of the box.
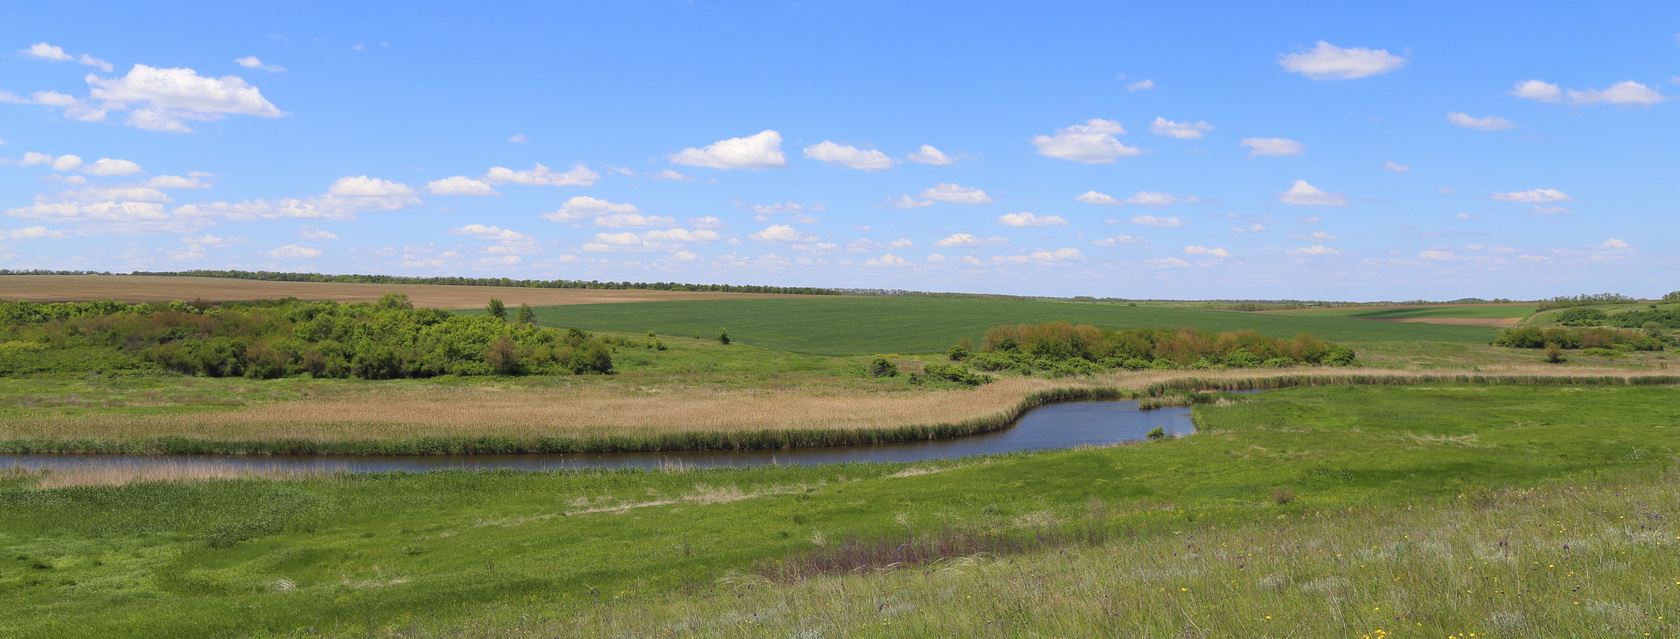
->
(1580, 347), (1623, 358)
(913, 363), (991, 387)
(867, 357), (899, 378)
(1146, 427), (1166, 440)
(1543, 342), (1565, 364)
(514, 303), (537, 325)
(947, 344), (970, 361)
(717, 328), (731, 345)
(486, 298), (506, 321)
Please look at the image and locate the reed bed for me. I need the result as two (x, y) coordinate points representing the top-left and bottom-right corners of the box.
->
(3, 461), (330, 488)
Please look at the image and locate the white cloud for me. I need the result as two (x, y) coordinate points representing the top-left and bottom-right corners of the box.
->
(1383, 161), (1410, 172)
(1598, 238), (1631, 249)
(1566, 81), (1670, 107)
(997, 212), (1067, 227)
(669, 130), (787, 169)
(86, 64), (284, 132)
(52, 154), (85, 171)
(1126, 79), (1155, 92)
(1091, 234), (1144, 246)
(1078, 190), (1199, 207)
(484, 163), (599, 186)
(20, 42), (111, 72)
(1287, 244), (1344, 256)
(1128, 215), (1186, 227)
(1490, 188), (1571, 203)
(1509, 80), (1562, 103)
(643, 228), (722, 243)
(672, 250), (698, 261)
(233, 56), (285, 72)
(1277, 41), (1407, 80)
(450, 224), (534, 243)
(1147, 257), (1191, 268)
(0, 226), (69, 240)
(1149, 117), (1213, 139)
(1032, 119), (1143, 163)
(146, 174), (211, 189)
(803, 141), (895, 171)
(1279, 180), (1348, 206)
(1183, 245), (1231, 258)
(543, 195), (638, 222)
(934, 233), (1008, 247)
(267, 244), (321, 258)
(885, 195), (934, 209)
(748, 224), (816, 243)
(1524, 206), (1572, 216)
(1417, 250), (1459, 261)
(1446, 112), (1517, 131)
(1241, 137), (1304, 157)
(906, 144), (954, 165)
(919, 183), (993, 205)
(595, 213), (676, 228)
(866, 254), (913, 267)
(688, 216), (726, 228)
(1028, 248), (1085, 262)
(23, 91), (107, 122)
(65, 186), (171, 203)
(648, 169), (693, 181)
(424, 176), (499, 196)
(742, 201), (806, 214)
(508, 133), (529, 144)
(299, 225), (339, 240)
(1290, 231), (1338, 241)
(180, 234), (246, 248)
(1229, 222), (1265, 234)
(82, 158), (142, 176)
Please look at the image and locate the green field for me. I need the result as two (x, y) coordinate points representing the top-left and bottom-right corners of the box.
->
(1276, 304), (1538, 319)
(520, 297), (1499, 355)
(4, 383), (1677, 637)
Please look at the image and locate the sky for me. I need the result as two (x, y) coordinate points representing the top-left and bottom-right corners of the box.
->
(1, 1), (1676, 301)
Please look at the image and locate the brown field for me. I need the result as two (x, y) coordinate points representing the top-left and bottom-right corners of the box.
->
(1254, 302), (1535, 313)
(2, 366), (1667, 445)
(1367, 317), (1522, 327)
(0, 275), (811, 309)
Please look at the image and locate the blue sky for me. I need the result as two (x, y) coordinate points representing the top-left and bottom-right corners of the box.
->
(2, 1), (1676, 300)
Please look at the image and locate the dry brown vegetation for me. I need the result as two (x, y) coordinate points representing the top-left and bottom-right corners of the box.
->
(0, 275), (808, 309)
(3, 365), (1669, 445)
(4, 463), (327, 488)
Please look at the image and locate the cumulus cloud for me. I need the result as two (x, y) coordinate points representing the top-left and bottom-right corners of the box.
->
(1277, 41), (1407, 80)
(299, 225), (339, 240)
(740, 201), (807, 215)
(1241, 137), (1304, 157)
(997, 212), (1067, 227)
(1290, 231), (1338, 241)
(748, 224), (816, 243)
(884, 195), (934, 209)
(1566, 81), (1670, 107)
(0, 226), (70, 240)
(866, 254), (913, 267)
(803, 141), (894, 171)
(81, 158), (142, 176)
(450, 224), (534, 243)
(594, 213), (676, 228)
(1077, 190), (1200, 208)
(1447, 112), (1517, 131)
(543, 195), (638, 223)
(1091, 234), (1144, 246)
(1147, 257), (1191, 268)
(424, 176), (499, 196)
(1149, 117), (1213, 139)
(648, 169), (693, 181)
(267, 244), (321, 258)
(643, 228), (722, 243)
(994, 248), (1086, 264)
(934, 233), (1008, 247)
(1126, 79), (1155, 92)
(1417, 250), (1459, 261)
(1597, 238), (1631, 249)
(508, 133), (529, 144)
(1490, 188), (1571, 203)
(85, 64), (284, 132)
(1287, 244), (1344, 256)
(906, 144), (954, 165)
(919, 183), (993, 205)
(688, 216), (726, 229)
(146, 174), (212, 189)
(19, 42), (111, 72)
(1524, 206), (1572, 216)
(1509, 80), (1562, 102)
(233, 56), (285, 72)
(669, 130), (787, 169)
(1032, 119), (1143, 163)
(1279, 180), (1348, 206)
(1384, 161), (1410, 172)
(484, 163), (599, 187)
(1128, 215), (1186, 227)
(1183, 245), (1231, 258)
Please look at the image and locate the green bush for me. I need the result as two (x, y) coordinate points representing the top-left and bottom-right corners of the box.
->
(867, 357), (899, 378)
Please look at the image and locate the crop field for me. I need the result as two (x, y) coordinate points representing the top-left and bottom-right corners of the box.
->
(525, 297), (1499, 355)
(0, 275), (801, 309)
(2, 383), (1677, 637)
(1270, 304), (1538, 327)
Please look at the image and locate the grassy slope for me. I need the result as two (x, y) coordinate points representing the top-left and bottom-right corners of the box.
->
(1278, 305), (1538, 319)
(2, 383), (1677, 637)
(522, 297), (1497, 355)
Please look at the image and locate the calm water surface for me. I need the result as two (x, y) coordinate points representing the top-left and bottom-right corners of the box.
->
(0, 400), (1197, 473)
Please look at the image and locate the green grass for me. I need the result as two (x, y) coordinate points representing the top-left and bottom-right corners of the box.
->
(3, 383), (1677, 637)
(518, 297), (1498, 355)
(1278, 305), (1538, 320)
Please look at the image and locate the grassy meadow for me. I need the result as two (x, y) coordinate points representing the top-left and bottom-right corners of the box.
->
(1276, 304), (1539, 320)
(2, 384), (1678, 637)
(520, 297), (1499, 355)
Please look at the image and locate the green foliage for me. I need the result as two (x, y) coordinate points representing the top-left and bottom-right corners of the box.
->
(910, 363), (991, 387)
(513, 303), (537, 325)
(716, 328), (730, 345)
(866, 357), (898, 378)
(946, 344), (970, 361)
(1534, 292), (1636, 311)
(486, 298), (505, 321)
(1664, 290), (1680, 302)
(1494, 325), (1663, 351)
(963, 322), (1352, 373)
(0, 298), (613, 379)
(1145, 426), (1166, 439)
(1543, 342), (1565, 363)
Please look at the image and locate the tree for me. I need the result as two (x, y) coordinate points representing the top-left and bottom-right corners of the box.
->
(1665, 291), (1680, 302)
(486, 334), (520, 374)
(717, 328), (731, 345)
(514, 303), (537, 325)
(376, 293), (413, 310)
(1543, 342), (1566, 364)
(486, 298), (506, 321)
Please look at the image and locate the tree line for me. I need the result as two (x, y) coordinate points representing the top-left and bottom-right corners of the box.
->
(949, 322), (1355, 376)
(120, 270), (838, 296)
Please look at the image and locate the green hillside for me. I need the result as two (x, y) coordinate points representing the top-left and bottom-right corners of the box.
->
(522, 297), (1498, 355)
(1278, 305), (1536, 319)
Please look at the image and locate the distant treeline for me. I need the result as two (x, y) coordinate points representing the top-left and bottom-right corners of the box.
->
(1492, 326), (1665, 351)
(0, 269), (838, 296)
(0, 295), (615, 379)
(1534, 293), (1639, 311)
(948, 321), (1354, 376)
(1555, 306), (1680, 330)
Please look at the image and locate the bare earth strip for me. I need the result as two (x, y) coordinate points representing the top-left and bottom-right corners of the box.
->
(0, 275), (809, 309)
(2, 366), (1665, 444)
(1366, 317), (1522, 327)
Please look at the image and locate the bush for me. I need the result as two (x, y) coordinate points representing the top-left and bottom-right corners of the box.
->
(486, 298), (506, 321)
(1146, 427), (1166, 440)
(717, 328), (731, 345)
(912, 363), (991, 387)
(1543, 342), (1566, 364)
(867, 357), (899, 378)
(947, 344), (970, 361)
